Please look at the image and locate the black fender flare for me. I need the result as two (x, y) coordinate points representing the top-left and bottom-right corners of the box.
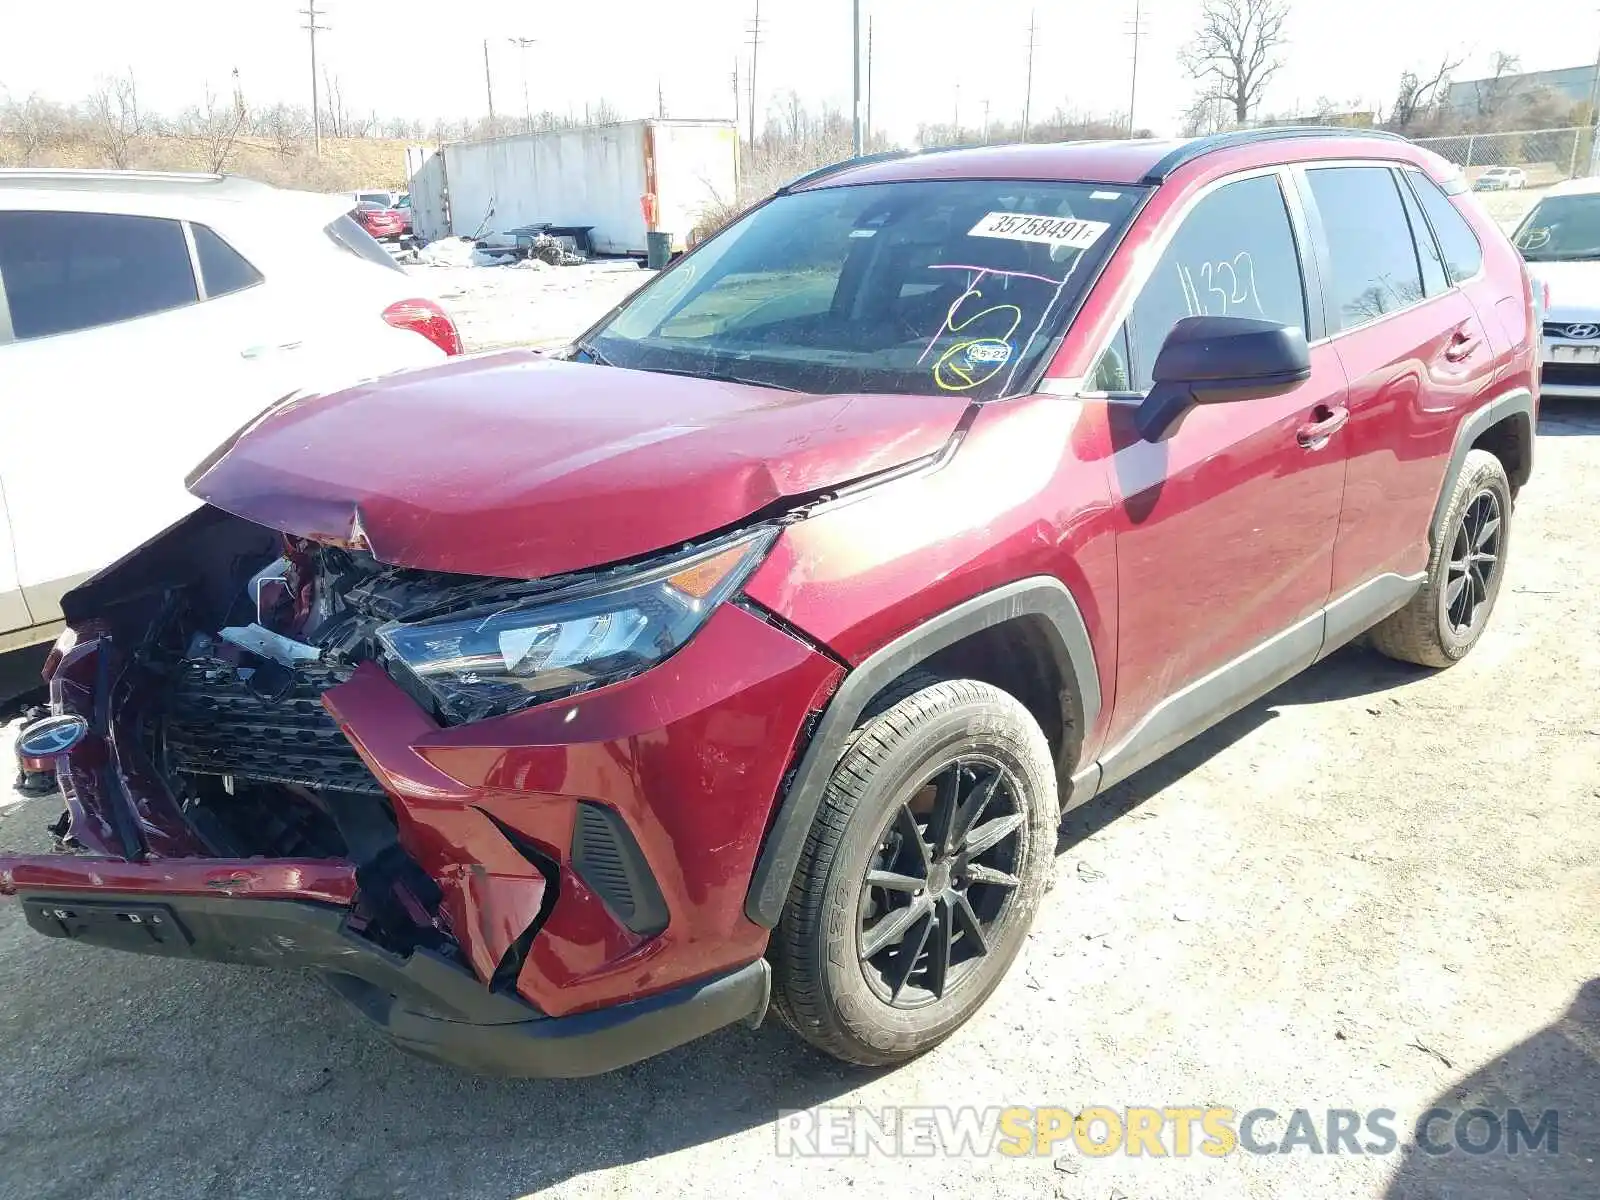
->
(743, 576), (1101, 928)
(1429, 387), (1535, 545)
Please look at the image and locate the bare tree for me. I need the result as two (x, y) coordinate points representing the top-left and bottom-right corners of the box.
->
(180, 84), (249, 174)
(322, 69), (350, 138)
(1181, 0), (1290, 125)
(1180, 93), (1231, 137)
(1473, 51), (1523, 123)
(1, 93), (74, 164)
(86, 70), (142, 168)
(254, 102), (312, 157)
(1390, 52), (1462, 131)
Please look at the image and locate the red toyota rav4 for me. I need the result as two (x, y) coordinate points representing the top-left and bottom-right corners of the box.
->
(2, 129), (1536, 1076)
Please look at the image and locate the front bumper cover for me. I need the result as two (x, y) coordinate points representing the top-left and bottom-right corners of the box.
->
(11, 883), (770, 1077)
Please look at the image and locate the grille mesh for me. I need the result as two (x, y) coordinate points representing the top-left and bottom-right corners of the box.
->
(162, 659), (383, 795)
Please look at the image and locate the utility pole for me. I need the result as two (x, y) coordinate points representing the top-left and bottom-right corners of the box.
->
(299, 0), (328, 156)
(851, 0), (862, 156)
(731, 59), (742, 195)
(954, 83), (961, 136)
(1126, 0), (1143, 136)
(1588, 15), (1600, 176)
(510, 37), (536, 132)
(747, 0), (762, 150)
(1021, 10), (1036, 142)
(658, 79), (667, 119)
(865, 16), (874, 149)
(482, 38), (496, 134)
(982, 98), (991, 143)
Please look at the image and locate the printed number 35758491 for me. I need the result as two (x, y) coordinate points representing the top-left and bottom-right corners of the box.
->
(968, 211), (1109, 250)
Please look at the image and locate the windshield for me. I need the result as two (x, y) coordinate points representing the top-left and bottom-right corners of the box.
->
(586, 179), (1146, 398)
(1515, 193), (1600, 262)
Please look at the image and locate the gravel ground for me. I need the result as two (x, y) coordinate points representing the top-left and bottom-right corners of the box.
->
(1, 268), (1596, 1199)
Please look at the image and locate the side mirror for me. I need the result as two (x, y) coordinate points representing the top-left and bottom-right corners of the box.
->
(1135, 315), (1312, 442)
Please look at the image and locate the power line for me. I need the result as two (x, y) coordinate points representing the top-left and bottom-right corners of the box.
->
(747, 0), (762, 148)
(298, 0), (329, 156)
(510, 37), (536, 132)
(1021, 9), (1036, 142)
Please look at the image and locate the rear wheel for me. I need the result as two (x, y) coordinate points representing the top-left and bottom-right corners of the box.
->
(768, 679), (1057, 1067)
(1371, 449), (1511, 668)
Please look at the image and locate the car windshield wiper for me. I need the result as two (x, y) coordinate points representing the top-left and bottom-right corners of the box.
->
(633, 363), (805, 392)
(572, 339), (613, 366)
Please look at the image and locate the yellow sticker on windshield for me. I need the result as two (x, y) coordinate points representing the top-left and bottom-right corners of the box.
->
(968, 212), (1110, 249)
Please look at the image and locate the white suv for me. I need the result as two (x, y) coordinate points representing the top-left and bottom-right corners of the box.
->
(0, 170), (462, 683)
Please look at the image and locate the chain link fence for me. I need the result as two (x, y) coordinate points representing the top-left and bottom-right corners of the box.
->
(1411, 127), (1591, 183)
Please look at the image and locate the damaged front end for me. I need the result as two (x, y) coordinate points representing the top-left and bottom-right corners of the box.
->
(1, 506), (811, 1075)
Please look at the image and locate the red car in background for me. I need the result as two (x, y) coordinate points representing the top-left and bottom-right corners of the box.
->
(1, 128), (1537, 1078)
(352, 200), (405, 241)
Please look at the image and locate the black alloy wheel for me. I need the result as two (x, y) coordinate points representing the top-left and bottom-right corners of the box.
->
(857, 757), (1024, 1008)
(1444, 487), (1502, 637)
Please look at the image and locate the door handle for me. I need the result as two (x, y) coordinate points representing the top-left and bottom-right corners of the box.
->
(1444, 330), (1481, 362)
(1296, 404), (1349, 450)
(240, 341), (303, 359)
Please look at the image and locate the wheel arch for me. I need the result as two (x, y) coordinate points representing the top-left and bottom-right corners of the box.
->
(1431, 388), (1534, 544)
(743, 577), (1100, 929)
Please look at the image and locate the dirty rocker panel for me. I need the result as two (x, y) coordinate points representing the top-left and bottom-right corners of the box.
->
(1091, 570), (1427, 796)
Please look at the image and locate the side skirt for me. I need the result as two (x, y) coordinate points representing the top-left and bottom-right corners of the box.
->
(1077, 571), (1424, 805)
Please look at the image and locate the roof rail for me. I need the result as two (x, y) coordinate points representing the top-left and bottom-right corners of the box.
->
(1140, 126), (1411, 184)
(774, 149), (915, 194)
(0, 168), (227, 184)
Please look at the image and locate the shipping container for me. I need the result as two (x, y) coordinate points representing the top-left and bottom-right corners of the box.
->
(406, 120), (738, 256)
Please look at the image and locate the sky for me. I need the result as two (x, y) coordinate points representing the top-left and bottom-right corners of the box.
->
(0, 0), (1595, 145)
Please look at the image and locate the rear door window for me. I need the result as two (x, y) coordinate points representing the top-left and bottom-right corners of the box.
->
(1408, 171), (1485, 283)
(191, 223), (264, 298)
(1102, 173), (1308, 393)
(1306, 167), (1426, 331)
(0, 210), (198, 340)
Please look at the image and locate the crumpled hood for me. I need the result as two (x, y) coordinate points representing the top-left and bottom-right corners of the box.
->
(1528, 261), (1600, 319)
(188, 351), (969, 579)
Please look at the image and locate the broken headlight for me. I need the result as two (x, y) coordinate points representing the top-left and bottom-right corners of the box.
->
(376, 528), (777, 724)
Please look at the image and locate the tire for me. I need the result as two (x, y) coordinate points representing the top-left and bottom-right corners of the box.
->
(1370, 448), (1512, 668)
(768, 678), (1058, 1067)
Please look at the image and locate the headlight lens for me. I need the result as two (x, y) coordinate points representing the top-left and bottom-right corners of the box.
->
(377, 528), (776, 723)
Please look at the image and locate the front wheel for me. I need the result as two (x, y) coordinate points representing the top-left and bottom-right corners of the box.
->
(768, 679), (1058, 1067)
(1370, 449), (1512, 668)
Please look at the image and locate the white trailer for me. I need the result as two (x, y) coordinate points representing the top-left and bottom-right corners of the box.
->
(407, 119), (738, 256)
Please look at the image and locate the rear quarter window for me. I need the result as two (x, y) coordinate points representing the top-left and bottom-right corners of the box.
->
(0, 210), (198, 340)
(191, 222), (264, 298)
(1408, 171), (1485, 284)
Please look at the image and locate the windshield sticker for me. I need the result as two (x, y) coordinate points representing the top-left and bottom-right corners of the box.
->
(917, 280), (1026, 392)
(1091, 190), (1123, 200)
(968, 212), (1110, 249)
(849, 228), (877, 238)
